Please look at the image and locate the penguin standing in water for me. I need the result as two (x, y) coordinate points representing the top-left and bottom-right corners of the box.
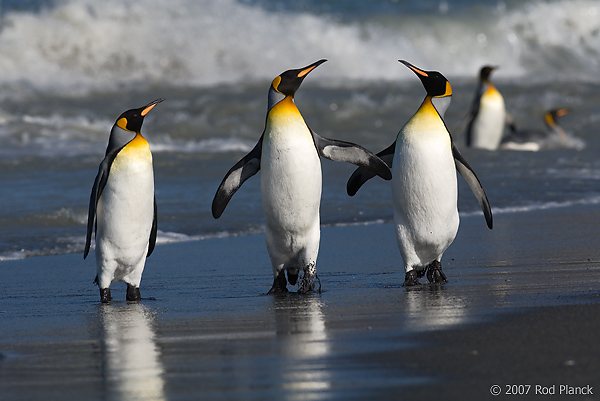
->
(465, 66), (512, 150)
(347, 61), (492, 286)
(84, 99), (163, 303)
(212, 60), (391, 294)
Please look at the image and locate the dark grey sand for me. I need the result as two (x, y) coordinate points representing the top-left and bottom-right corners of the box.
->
(1, 205), (600, 400)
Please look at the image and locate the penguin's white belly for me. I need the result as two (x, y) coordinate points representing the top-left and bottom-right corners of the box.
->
(392, 132), (459, 270)
(471, 92), (506, 150)
(96, 151), (154, 280)
(261, 124), (322, 265)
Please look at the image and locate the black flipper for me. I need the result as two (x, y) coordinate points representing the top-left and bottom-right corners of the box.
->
(212, 135), (263, 219)
(84, 151), (119, 259)
(310, 127), (391, 182)
(452, 144), (493, 229)
(465, 82), (485, 146)
(147, 196), (158, 257)
(346, 141), (395, 196)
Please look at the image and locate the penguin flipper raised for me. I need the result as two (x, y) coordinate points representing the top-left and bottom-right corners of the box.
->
(452, 145), (493, 229)
(84, 157), (112, 259)
(346, 142), (395, 196)
(212, 136), (263, 219)
(147, 196), (158, 257)
(310, 128), (392, 180)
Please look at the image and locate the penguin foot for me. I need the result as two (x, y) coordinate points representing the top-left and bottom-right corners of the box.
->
(100, 288), (112, 303)
(126, 284), (141, 302)
(403, 270), (420, 287)
(267, 271), (288, 295)
(298, 263), (317, 294)
(287, 269), (299, 286)
(426, 261), (448, 284)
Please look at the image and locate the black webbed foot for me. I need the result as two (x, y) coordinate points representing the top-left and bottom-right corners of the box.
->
(126, 284), (141, 302)
(426, 260), (448, 284)
(403, 270), (421, 287)
(267, 270), (288, 294)
(100, 288), (112, 303)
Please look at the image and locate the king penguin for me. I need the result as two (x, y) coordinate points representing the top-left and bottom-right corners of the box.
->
(500, 109), (583, 151)
(347, 60), (493, 286)
(84, 98), (163, 303)
(212, 60), (391, 294)
(465, 66), (511, 150)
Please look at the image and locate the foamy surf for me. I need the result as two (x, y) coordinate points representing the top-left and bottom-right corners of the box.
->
(0, 0), (599, 94)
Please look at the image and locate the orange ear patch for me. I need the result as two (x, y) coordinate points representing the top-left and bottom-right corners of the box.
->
(444, 81), (453, 96)
(116, 117), (128, 130)
(272, 76), (282, 92)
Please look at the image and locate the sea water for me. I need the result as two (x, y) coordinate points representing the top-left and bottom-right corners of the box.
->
(1, 0), (600, 260)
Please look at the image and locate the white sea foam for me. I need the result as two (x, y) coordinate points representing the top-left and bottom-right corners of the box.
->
(0, 0), (599, 94)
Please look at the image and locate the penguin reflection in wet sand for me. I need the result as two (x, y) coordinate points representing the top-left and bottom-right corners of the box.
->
(84, 99), (163, 303)
(347, 61), (493, 286)
(212, 60), (391, 294)
(465, 66), (512, 150)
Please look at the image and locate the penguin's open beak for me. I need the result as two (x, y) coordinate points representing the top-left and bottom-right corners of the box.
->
(141, 98), (165, 117)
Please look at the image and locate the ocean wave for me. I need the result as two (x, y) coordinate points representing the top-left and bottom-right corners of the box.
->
(0, 0), (599, 93)
(460, 195), (600, 218)
(151, 137), (254, 154)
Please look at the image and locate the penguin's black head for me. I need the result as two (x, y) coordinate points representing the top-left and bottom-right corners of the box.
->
(479, 66), (497, 80)
(115, 98), (165, 133)
(271, 59), (327, 97)
(399, 60), (452, 98)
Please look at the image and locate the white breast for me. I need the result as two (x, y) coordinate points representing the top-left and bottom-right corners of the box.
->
(471, 88), (506, 150)
(392, 102), (459, 268)
(261, 117), (322, 235)
(96, 141), (154, 268)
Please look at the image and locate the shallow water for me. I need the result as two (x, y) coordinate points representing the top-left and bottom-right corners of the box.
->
(1, 209), (599, 400)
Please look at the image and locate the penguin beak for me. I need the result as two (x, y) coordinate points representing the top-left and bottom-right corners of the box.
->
(399, 60), (452, 97)
(297, 59), (327, 79)
(555, 108), (569, 118)
(399, 60), (428, 78)
(141, 98), (165, 117)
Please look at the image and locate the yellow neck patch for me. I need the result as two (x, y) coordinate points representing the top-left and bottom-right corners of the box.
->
(266, 96), (305, 130)
(123, 132), (150, 152)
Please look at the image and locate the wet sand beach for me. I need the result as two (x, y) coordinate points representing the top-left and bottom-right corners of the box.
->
(1, 205), (600, 401)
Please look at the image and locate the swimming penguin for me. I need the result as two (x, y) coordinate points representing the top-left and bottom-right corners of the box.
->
(212, 59), (391, 294)
(500, 109), (583, 151)
(347, 60), (492, 286)
(465, 66), (512, 150)
(84, 98), (163, 303)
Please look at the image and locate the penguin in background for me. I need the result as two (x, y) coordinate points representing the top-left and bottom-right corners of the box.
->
(500, 108), (584, 151)
(465, 66), (514, 150)
(347, 60), (492, 286)
(212, 60), (391, 294)
(84, 99), (163, 303)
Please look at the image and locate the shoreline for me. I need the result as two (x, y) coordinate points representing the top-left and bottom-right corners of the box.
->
(1, 204), (600, 400)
